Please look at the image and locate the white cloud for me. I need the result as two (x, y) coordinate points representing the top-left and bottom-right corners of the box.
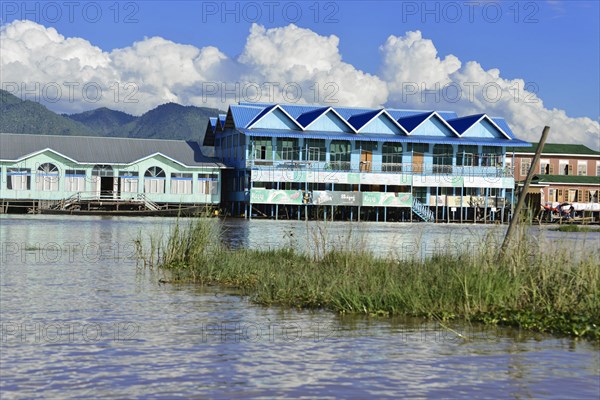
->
(1, 20), (598, 149)
(380, 31), (599, 150)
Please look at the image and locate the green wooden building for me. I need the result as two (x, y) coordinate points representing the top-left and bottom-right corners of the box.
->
(0, 133), (225, 213)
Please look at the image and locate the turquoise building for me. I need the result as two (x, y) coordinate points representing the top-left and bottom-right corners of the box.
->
(0, 134), (224, 213)
(205, 102), (531, 222)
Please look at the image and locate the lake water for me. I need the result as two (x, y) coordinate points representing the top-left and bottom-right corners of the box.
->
(1, 215), (598, 399)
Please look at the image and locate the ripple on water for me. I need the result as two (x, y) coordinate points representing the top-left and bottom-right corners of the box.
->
(1, 215), (598, 399)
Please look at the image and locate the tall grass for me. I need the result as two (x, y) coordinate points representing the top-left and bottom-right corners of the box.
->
(136, 219), (600, 339)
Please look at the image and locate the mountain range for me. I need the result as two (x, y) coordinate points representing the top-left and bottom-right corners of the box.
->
(0, 89), (223, 143)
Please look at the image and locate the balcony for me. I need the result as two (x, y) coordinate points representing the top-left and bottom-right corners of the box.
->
(247, 159), (513, 178)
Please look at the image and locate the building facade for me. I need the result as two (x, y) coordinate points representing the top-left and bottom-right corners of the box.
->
(507, 143), (600, 210)
(206, 102), (531, 222)
(0, 134), (225, 212)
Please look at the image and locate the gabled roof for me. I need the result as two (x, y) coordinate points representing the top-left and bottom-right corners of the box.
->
(491, 118), (516, 139)
(204, 118), (217, 146)
(396, 111), (460, 137)
(299, 107), (357, 133)
(229, 105), (264, 128)
(348, 109), (381, 130)
(296, 107), (329, 127)
(246, 104), (304, 130)
(0, 133), (225, 168)
(447, 114), (512, 140)
(224, 103), (523, 143)
(447, 114), (485, 134)
(348, 109), (408, 134)
(396, 112), (434, 133)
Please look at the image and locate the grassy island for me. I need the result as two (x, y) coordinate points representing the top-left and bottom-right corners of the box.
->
(136, 219), (599, 340)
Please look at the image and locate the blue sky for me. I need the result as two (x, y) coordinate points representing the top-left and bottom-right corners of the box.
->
(1, 1), (599, 147)
(3, 0), (597, 117)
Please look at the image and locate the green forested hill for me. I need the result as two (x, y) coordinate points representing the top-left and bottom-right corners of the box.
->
(0, 89), (223, 142)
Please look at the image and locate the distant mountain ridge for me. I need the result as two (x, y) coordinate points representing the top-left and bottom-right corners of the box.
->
(0, 89), (224, 143)
(64, 107), (136, 135)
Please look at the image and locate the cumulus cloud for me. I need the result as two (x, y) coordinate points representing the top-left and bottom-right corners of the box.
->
(380, 31), (600, 150)
(0, 20), (386, 114)
(237, 24), (387, 107)
(1, 20), (598, 149)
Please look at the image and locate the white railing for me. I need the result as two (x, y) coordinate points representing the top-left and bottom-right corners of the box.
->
(247, 160), (513, 177)
(52, 192), (163, 211)
(412, 198), (435, 222)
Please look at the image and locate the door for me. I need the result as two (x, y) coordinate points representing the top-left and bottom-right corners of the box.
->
(413, 152), (424, 173)
(360, 151), (372, 172)
(100, 177), (114, 198)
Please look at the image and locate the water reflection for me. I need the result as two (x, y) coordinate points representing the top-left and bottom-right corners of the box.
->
(0, 215), (598, 399)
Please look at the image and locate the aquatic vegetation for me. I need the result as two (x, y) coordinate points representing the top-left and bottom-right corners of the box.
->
(136, 219), (600, 340)
(550, 225), (600, 233)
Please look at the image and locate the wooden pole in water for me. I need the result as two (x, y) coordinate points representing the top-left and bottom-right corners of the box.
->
(500, 126), (550, 258)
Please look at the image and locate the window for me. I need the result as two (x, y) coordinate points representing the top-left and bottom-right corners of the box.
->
(198, 174), (218, 195)
(7, 168), (31, 190)
(559, 160), (571, 175)
(540, 159), (553, 174)
(65, 169), (86, 192)
(382, 142), (402, 171)
(597, 162), (600, 176)
(457, 145), (478, 167)
(92, 165), (114, 177)
(520, 159), (531, 176)
(171, 173), (193, 195)
(305, 139), (326, 161)
(253, 137), (273, 160)
(276, 138), (299, 160)
(330, 140), (351, 170)
(433, 144), (453, 173)
(144, 167), (166, 194)
(577, 161), (587, 176)
(481, 146), (501, 167)
(548, 188), (555, 202)
(357, 141), (377, 152)
(36, 163), (59, 191)
(119, 171), (139, 193)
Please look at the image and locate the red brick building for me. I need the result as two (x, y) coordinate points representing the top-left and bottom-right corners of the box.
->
(506, 143), (600, 208)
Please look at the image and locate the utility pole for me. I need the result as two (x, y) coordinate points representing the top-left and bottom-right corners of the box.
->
(499, 126), (550, 259)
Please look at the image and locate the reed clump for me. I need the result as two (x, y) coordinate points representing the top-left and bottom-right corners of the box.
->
(137, 219), (599, 340)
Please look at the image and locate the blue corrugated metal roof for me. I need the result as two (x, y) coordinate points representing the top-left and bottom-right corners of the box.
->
(238, 129), (531, 146)
(387, 110), (422, 120)
(208, 117), (217, 126)
(218, 114), (226, 126)
(347, 110), (381, 130)
(397, 112), (433, 132)
(228, 103), (524, 144)
(230, 105), (265, 128)
(296, 107), (329, 127)
(437, 111), (459, 120)
(280, 104), (322, 119)
(246, 104), (277, 127)
(491, 118), (516, 139)
(447, 114), (485, 134)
